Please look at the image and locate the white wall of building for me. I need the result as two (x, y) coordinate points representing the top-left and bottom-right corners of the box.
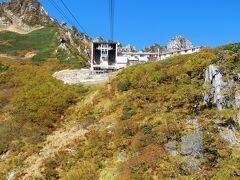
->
(116, 56), (128, 69)
(160, 47), (201, 60)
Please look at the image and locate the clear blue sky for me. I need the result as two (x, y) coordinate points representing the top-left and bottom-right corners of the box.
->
(2, 0), (240, 49)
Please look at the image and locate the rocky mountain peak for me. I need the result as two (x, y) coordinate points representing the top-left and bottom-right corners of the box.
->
(167, 35), (193, 52)
(0, 0), (54, 31)
(93, 36), (105, 43)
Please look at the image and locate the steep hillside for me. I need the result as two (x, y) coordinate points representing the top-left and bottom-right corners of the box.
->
(0, 56), (90, 179)
(61, 44), (239, 179)
(0, 43), (239, 179)
(0, 1), (240, 180)
(0, 0), (91, 68)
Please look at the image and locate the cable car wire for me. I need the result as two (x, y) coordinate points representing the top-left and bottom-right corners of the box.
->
(59, 0), (88, 34)
(109, 0), (115, 40)
(48, 0), (74, 26)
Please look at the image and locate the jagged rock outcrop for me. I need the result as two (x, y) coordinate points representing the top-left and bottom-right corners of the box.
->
(236, 91), (240, 127)
(181, 124), (203, 172)
(236, 92), (240, 109)
(167, 35), (193, 52)
(217, 123), (238, 145)
(204, 64), (226, 110)
(117, 151), (128, 161)
(238, 111), (240, 127)
(58, 22), (91, 60)
(7, 171), (15, 180)
(204, 64), (240, 145)
(164, 119), (203, 173)
(204, 64), (239, 110)
(93, 36), (105, 43)
(164, 140), (177, 156)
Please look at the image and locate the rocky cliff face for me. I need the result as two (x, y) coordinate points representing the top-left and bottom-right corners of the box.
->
(204, 64), (240, 145)
(204, 64), (240, 110)
(0, 0), (54, 31)
(204, 64), (226, 110)
(141, 36), (194, 53)
(167, 35), (193, 52)
(57, 22), (91, 62)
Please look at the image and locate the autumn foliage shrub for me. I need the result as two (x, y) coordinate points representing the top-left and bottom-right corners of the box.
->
(0, 61), (84, 129)
(62, 161), (98, 180)
(0, 120), (20, 154)
(11, 75), (77, 127)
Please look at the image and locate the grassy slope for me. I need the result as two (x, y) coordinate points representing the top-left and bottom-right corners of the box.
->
(0, 44), (240, 179)
(56, 45), (240, 179)
(0, 58), (90, 179)
(0, 27), (58, 64)
(0, 27), (89, 68)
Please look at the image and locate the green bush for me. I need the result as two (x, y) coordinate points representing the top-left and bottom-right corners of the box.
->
(0, 63), (8, 73)
(56, 50), (87, 69)
(139, 139), (148, 147)
(121, 109), (137, 120)
(223, 43), (240, 53)
(142, 125), (153, 134)
(117, 80), (131, 92)
(0, 27), (58, 65)
(125, 129), (136, 136)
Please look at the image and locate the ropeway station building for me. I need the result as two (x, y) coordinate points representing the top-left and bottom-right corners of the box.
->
(91, 41), (201, 71)
(91, 42), (119, 71)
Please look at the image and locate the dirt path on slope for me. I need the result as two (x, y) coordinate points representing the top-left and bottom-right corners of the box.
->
(0, 54), (16, 60)
(0, 25), (44, 34)
(20, 123), (88, 179)
(0, 52), (35, 60)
